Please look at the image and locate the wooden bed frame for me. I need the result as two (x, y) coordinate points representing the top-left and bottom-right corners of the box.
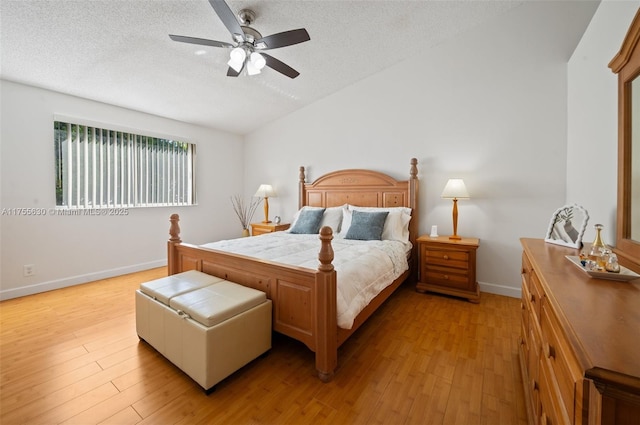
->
(167, 158), (419, 381)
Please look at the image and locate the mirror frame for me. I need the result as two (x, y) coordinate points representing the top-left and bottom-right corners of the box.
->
(544, 204), (589, 249)
(610, 8), (640, 272)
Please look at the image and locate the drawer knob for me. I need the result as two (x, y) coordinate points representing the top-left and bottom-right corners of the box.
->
(443, 255), (449, 260)
(443, 275), (449, 280)
(544, 342), (556, 359)
(530, 293), (536, 303)
(531, 379), (538, 391)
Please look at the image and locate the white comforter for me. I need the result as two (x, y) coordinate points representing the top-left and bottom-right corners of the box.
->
(200, 233), (410, 329)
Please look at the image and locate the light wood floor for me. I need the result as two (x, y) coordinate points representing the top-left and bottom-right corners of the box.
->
(0, 268), (528, 425)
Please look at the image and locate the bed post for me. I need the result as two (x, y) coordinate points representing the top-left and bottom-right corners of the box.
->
(315, 226), (338, 382)
(168, 214), (182, 276)
(409, 158), (419, 282)
(298, 166), (306, 210)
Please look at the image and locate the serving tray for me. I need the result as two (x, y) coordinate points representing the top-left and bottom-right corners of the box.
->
(566, 256), (640, 282)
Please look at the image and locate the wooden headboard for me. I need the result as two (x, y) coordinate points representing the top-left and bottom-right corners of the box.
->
(298, 158), (419, 264)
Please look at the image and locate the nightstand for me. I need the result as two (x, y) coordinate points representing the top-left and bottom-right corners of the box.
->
(250, 222), (290, 236)
(416, 235), (480, 303)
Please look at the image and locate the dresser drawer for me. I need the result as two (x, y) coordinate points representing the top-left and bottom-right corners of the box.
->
(423, 249), (470, 270)
(529, 271), (543, 323)
(522, 251), (533, 289)
(540, 301), (580, 423)
(539, 356), (572, 425)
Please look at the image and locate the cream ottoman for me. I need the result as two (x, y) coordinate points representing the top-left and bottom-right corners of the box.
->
(135, 270), (272, 392)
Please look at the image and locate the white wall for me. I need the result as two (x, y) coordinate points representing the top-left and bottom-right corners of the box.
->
(2, 2), (635, 300)
(0, 80), (244, 299)
(243, 2), (616, 297)
(567, 0), (639, 247)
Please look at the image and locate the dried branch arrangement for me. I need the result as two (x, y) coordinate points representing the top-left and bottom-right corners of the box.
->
(231, 195), (261, 230)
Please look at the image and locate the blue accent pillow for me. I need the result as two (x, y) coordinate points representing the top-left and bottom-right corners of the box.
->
(289, 208), (326, 234)
(344, 210), (389, 241)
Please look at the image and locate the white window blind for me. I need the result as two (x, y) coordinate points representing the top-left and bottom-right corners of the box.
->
(54, 121), (196, 208)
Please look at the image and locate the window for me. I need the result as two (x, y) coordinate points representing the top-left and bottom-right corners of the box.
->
(54, 120), (196, 208)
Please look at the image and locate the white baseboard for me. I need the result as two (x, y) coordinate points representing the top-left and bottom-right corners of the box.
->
(2, 266), (520, 302)
(0, 260), (166, 301)
(478, 281), (521, 299)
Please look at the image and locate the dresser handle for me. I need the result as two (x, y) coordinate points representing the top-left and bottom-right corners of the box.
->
(530, 293), (536, 303)
(544, 342), (556, 359)
(531, 379), (538, 391)
(443, 255), (449, 260)
(541, 412), (549, 425)
(443, 275), (449, 280)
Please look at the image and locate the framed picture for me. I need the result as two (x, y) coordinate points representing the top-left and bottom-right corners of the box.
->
(545, 204), (589, 249)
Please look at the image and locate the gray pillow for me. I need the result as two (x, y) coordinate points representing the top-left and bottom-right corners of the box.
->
(289, 208), (326, 234)
(345, 210), (389, 241)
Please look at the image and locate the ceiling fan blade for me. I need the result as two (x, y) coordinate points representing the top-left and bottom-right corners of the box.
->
(262, 53), (300, 79)
(208, 0), (244, 41)
(227, 66), (241, 77)
(169, 34), (234, 48)
(256, 29), (310, 50)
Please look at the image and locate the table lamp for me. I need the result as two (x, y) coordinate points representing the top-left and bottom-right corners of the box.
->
(254, 184), (277, 223)
(441, 179), (469, 240)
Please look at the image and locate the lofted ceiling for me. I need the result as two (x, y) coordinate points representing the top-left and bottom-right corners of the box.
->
(0, 0), (600, 135)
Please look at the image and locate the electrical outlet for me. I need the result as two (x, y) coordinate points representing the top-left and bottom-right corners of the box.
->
(23, 264), (36, 277)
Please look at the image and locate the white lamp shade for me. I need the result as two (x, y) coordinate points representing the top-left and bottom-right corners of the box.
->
(246, 52), (266, 75)
(250, 52), (266, 70)
(441, 179), (469, 199)
(227, 47), (246, 72)
(254, 184), (277, 198)
(246, 61), (261, 75)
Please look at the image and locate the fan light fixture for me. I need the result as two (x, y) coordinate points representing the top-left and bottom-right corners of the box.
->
(169, 2), (309, 79)
(227, 48), (266, 75)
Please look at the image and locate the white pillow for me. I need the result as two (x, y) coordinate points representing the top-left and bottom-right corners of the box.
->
(381, 209), (411, 242)
(348, 205), (412, 216)
(342, 205), (412, 242)
(319, 205), (345, 233)
(289, 205), (345, 234)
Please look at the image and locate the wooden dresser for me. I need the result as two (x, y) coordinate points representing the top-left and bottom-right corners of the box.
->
(416, 235), (480, 302)
(519, 238), (640, 425)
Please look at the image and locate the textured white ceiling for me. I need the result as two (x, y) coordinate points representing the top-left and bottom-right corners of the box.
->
(0, 0), (599, 135)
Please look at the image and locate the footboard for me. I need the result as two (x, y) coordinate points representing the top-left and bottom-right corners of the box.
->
(167, 214), (338, 381)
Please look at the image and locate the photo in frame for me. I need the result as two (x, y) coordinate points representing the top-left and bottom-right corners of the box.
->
(544, 204), (589, 249)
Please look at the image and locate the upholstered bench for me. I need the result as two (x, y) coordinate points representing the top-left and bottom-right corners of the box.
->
(135, 270), (272, 392)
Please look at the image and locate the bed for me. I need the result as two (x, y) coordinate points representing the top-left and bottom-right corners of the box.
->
(167, 158), (419, 381)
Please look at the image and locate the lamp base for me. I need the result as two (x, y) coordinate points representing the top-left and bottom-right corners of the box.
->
(449, 235), (462, 240)
(262, 220), (272, 224)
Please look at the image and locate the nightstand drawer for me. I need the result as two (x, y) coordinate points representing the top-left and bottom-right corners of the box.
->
(251, 222), (290, 236)
(423, 268), (470, 289)
(424, 249), (470, 269)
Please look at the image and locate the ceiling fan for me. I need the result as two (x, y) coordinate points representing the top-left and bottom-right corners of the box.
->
(169, 0), (310, 79)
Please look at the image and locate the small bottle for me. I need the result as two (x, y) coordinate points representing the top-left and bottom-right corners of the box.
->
(589, 224), (607, 262)
(605, 253), (621, 273)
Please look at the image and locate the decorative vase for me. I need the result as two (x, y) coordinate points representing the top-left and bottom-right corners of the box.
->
(242, 228), (250, 237)
(588, 224), (607, 262)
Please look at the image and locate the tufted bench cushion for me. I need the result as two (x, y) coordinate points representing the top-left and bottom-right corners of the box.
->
(139, 269), (224, 305)
(170, 281), (266, 327)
